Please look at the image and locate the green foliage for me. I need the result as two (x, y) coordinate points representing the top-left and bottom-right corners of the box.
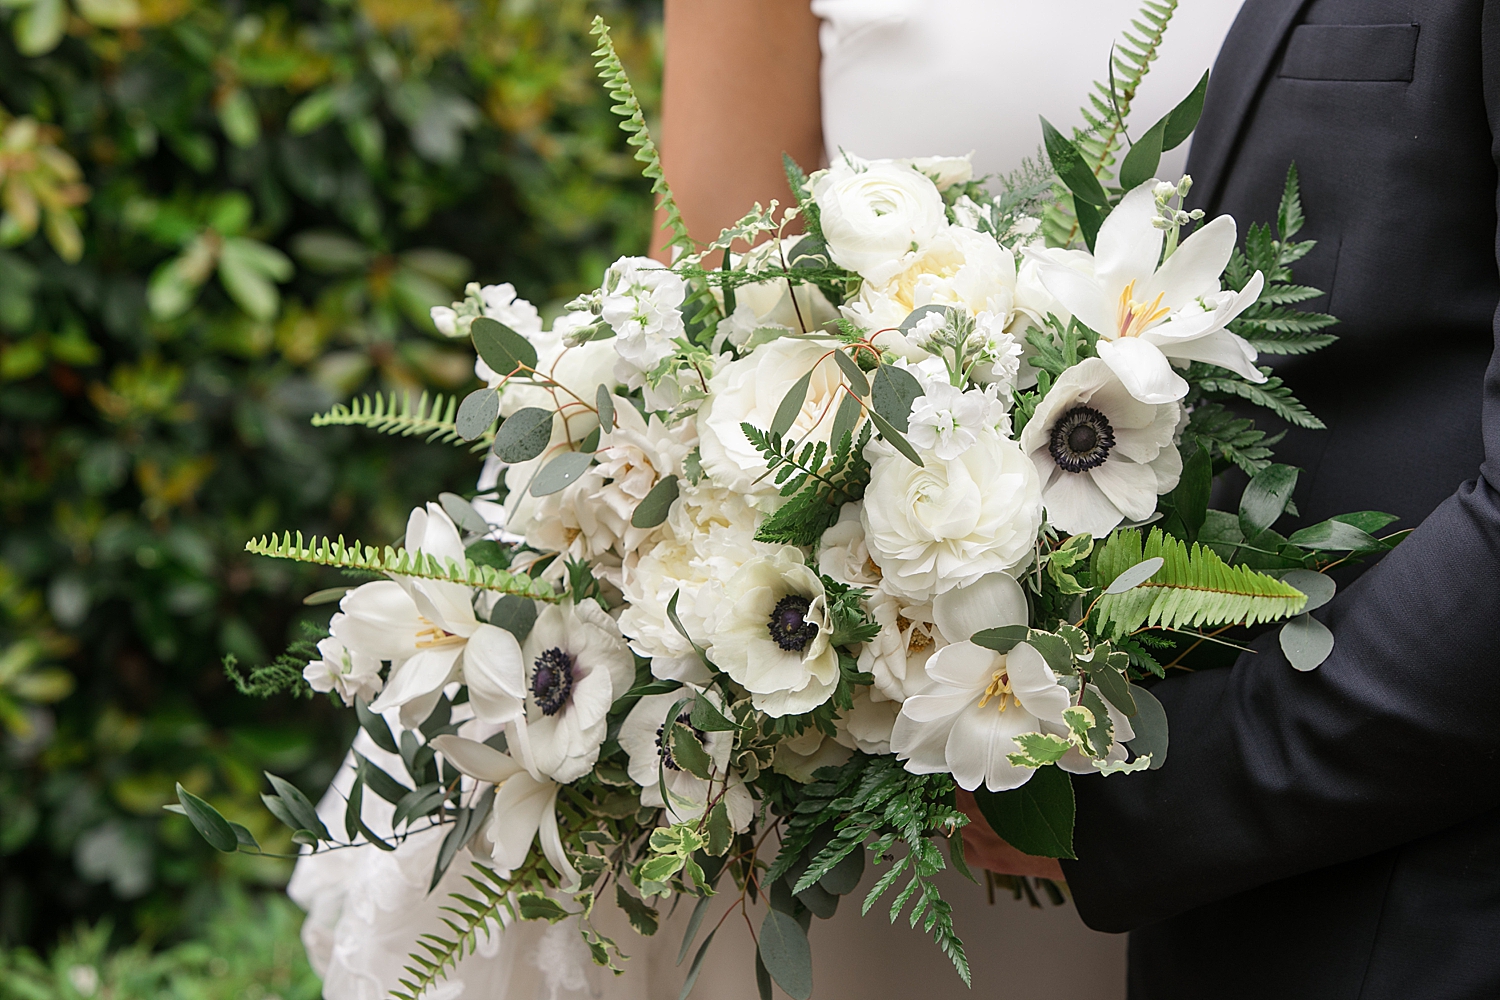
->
(1184, 402), (1284, 477)
(311, 391), (480, 448)
(243, 531), (557, 599)
(1191, 364), (1326, 430)
(1092, 527), (1308, 638)
(744, 423), (873, 547)
(0, 0), (659, 950)
(222, 621), (325, 699)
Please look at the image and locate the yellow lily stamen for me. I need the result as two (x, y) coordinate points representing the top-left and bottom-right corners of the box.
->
(977, 669), (1018, 712)
(1116, 280), (1171, 339)
(414, 623), (466, 648)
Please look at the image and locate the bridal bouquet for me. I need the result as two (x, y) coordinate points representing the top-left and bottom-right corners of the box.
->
(171, 17), (1400, 1000)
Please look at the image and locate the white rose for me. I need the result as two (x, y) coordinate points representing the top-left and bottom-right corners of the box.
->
(697, 337), (862, 495)
(811, 156), (947, 284)
(714, 236), (842, 349)
(861, 427), (1042, 601)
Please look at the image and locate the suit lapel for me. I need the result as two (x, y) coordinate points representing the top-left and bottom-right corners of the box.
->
(1187, 0), (1312, 213)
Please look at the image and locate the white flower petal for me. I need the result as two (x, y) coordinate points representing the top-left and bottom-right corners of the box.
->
(463, 623), (527, 724)
(1006, 643), (1071, 724)
(368, 644), (462, 713)
(1096, 336), (1189, 404)
(430, 735), (524, 784)
(487, 771), (552, 877)
(1093, 183), (1165, 298)
(944, 700), (1038, 792)
(1089, 458), (1161, 524)
(1145, 215), (1237, 310)
(1041, 467), (1124, 539)
(931, 572), (1028, 644)
(1156, 329), (1265, 382)
(922, 641), (1001, 692)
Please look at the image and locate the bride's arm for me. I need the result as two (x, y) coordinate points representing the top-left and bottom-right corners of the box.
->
(654, 0), (824, 257)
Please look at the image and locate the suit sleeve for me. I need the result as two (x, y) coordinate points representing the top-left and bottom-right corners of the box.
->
(1058, 5), (1500, 934)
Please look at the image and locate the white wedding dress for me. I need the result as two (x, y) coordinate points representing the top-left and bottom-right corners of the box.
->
(289, 3), (1243, 998)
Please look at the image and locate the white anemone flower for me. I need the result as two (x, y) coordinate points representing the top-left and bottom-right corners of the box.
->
(338, 505), (526, 728)
(891, 573), (1073, 791)
(508, 600), (635, 784)
(1019, 357), (1183, 538)
(618, 690), (754, 830)
(708, 547), (840, 717)
(1026, 181), (1265, 404)
(429, 735), (579, 891)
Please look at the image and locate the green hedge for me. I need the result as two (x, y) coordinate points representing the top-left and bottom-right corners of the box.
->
(0, 0), (658, 950)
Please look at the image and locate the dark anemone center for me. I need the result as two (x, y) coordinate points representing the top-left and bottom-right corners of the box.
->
(655, 713), (707, 771)
(767, 594), (819, 653)
(1048, 405), (1115, 473)
(531, 647), (575, 716)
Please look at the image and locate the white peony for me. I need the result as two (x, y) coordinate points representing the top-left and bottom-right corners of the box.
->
(861, 426), (1042, 601)
(891, 574), (1073, 791)
(697, 337), (863, 495)
(1025, 181), (1265, 404)
(1019, 357), (1182, 538)
(618, 690), (754, 830)
(709, 546), (840, 717)
(810, 156), (948, 284)
(617, 483), (765, 682)
(508, 600), (635, 784)
(304, 625), (383, 705)
(771, 727), (853, 783)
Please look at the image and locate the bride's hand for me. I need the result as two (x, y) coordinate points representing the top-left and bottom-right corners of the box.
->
(955, 790), (1067, 882)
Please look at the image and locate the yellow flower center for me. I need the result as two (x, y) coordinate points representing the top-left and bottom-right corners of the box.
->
(977, 669), (1019, 712)
(414, 620), (465, 648)
(1115, 280), (1170, 339)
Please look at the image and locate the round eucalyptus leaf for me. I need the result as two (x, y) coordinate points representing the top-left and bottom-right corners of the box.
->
(630, 475), (679, 529)
(529, 451), (593, 497)
(439, 492), (490, 535)
(1280, 569), (1336, 613)
(758, 908), (813, 1000)
(455, 388), (499, 441)
(492, 406), (553, 463)
(1279, 612), (1334, 671)
(470, 316), (537, 376)
(1104, 556), (1164, 595)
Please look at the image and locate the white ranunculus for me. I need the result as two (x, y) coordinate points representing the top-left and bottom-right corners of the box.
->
(844, 227), (1020, 358)
(697, 337), (863, 495)
(858, 583), (943, 704)
(900, 154), (974, 191)
(709, 546), (840, 717)
(617, 483), (765, 683)
(810, 156), (948, 284)
(338, 505), (526, 728)
(861, 427), (1042, 601)
(817, 505), (882, 589)
(600, 256), (688, 386)
(1026, 181), (1265, 404)
(428, 736), (579, 890)
(714, 237), (841, 349)
(508, 600), (635, 784)
(1019, 357), (1182, 538)
(618, 690), (754, 830)
(891, 574), (1071, 791)
(304, 624), (383, 705)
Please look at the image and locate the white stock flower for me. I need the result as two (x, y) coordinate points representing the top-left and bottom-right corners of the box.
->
(617, 484), (765, 683)
(861, 426), (1042, 601)
(304, 624), (383, 705)
(891, 574), (1072, 791)
(429, 736), (579, 890)
(844, 227), (1020, 358)
(432, 281), (544, 340)
(906, 380), (1009, 461)
(1026, 181), (1265, 404)
(697, 337), (862, 494)
(1019, 357), (1183, 538)
(508, 600), (635, 784)
(811, 156), (948, 283)
(600, 256), (687, 385)
(339, 505), (525, 728)
(709, 546), (840, 717)
(618, 690), (754, 830)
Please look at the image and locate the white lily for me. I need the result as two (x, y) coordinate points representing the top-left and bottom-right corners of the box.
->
(338, 504), (526, 728)
(430, 735), (579, 891)
(1027, 181), (1265, 404)
(891, 573), (1073, 791)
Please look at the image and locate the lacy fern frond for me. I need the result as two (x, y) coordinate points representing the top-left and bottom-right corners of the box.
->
(1193, 365), (1325, 430)
(245, 532), (557, 600)
(590, 17), (691, 261)
(1043, 0), (1179, 246)
(1185, 402), (1283, 477)
(1093, 528), (1307, 638)
(311, 391), (486, 448)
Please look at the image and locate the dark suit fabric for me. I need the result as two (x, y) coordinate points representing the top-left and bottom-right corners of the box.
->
(1056, 2), (1500, 998)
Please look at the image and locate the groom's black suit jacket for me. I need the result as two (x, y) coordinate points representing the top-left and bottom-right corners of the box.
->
(1059, 1), (1500, 997)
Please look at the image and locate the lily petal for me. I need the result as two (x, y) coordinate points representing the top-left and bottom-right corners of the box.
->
(1145, 215), (1237, 310)
(1006, 642), (1072, 724)
(1096, 337), (1189, 404)
(932, 572), (1028, 644)
(430, 735), (524, 784)
(463, 623), (527, 724)
(1093, 183), (1164, 297)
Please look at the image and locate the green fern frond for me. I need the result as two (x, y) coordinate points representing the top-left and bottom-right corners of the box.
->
(590, 17), (692, 260)
(389, 868), (518, 1000)
(311, 391), (487, 449)
(244, 532), (557, 600)
(1093, 527), (1307, 638)
(1194, 366), (1325, 430)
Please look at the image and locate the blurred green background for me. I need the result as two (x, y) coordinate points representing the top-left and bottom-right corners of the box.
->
(0, 0), (659, 984)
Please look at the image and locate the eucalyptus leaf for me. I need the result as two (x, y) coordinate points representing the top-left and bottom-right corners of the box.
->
(455, 388), (499, 441)
(529, 451), (593, 497)
(1103, 557), (1164, 595)
(1123, 684), (1168, 769)
(971, 764), (1076, 858)
(1239, 463), (1299, 539)
(759, 908), (813, 1000)
(1288, 519), (1381, 551)
(493, 406), (553, 462)
(771, 370), (814, 436)
(631, 475), (680, 529)
(819, 847), (864, 896)
(866, 407), (924, 467)
(831, 350), (869, 396)
(471, 316), (537, 376)
(678, 929), (718, 1000)
(897, 303), (949, 335)
(355, 697), (399, 755)
(829, 391), (863, 453)
(596, 384), (616, 431)
(1280, 612), (1334, 671)
(175, 784), (238, 853)
(489, 594), (538, 642)
(870, 364), (924, 433)
(678, 894), (712, 965)
(439, 492), (490, 534)
(1281, 569), (1336, 613)
(302, 586), (351, 606)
